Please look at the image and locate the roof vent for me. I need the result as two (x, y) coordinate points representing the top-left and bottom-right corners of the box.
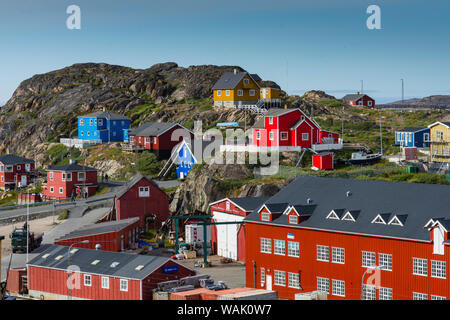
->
(110, 262), (120, 268)
(69, 159), (76, 165)
(307, 198), (312, 204)
(346, 191), (352, 197)
(95, 244), (101, 250)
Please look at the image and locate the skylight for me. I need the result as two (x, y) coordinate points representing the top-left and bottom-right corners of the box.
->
(42, 254), (50, 259)
(371, 215), (387, 224)
(70, 248), (79, 254)
(135, 265), (145, 271)
(91, 260), (100, 265)
(388, 215), (405, 227)
(55, 255), (63, 260)
(342, 211), (356, 222)
(110, 262), (120, 268)
(326, 210), (340, 220)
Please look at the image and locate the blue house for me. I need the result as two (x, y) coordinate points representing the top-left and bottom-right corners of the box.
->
(395, 127), (430, 148)
(77, 110), (130, 143)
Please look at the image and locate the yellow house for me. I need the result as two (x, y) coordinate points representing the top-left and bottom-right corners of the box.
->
(212, 69), (281, 108)
(428, 121), (450, 163)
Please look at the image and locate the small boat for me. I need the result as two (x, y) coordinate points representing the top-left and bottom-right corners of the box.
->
(349, 151), (382, 165)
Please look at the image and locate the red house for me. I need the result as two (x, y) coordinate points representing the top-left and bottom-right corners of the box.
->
(342, 93), (375, 108)
(0, 154), (35, 190)
(114, 173), (169, 230)
(43, 161), (98, 200)
(209, 197), (269, 262)
(27, 244), (196, 300)
(54, 218), (140, 252)
(128, 122), (193, 160)
(312, 152), (334, 170)
(251, 108), (339, 151)
(244, 176), (450, 300)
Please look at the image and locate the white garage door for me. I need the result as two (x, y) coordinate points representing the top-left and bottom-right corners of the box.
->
(212, 211), (244, 261)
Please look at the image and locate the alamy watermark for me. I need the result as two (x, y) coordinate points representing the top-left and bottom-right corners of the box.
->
(366, 5), (381, 30)
(66, 5), (81, 30)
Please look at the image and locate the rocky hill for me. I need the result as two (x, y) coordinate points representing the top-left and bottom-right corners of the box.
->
(385, 95), (450, 108)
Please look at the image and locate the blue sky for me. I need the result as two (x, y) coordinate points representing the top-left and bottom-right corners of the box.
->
(1, 0), (449, 104)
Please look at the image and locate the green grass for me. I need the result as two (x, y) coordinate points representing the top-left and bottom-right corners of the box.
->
(92, 184), (110, 197)
(57, 209), (69, 220)
(0, 191), (18, 207)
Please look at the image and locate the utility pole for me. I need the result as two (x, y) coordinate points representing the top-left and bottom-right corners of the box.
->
(401, 79), (404, 104)
(361, 80), (364, 94)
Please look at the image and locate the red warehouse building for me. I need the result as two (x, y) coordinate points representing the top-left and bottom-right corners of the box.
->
(209, 197), (269, 262)
(27, 244), (196, 300)
(114, 173), (169, 230)
(128, 122), (193, 160)
(0, 154), (35, 190)
(251, 108), (340, 151)
(244, 176), (450, 300)
(43, 161), (98, 200)
(342, 93), (375, 108)
(54, 218), (140, 252)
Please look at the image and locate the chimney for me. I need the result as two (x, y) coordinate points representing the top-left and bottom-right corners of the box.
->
(346, 191), (352, 197)
(69, 159), (76, 165)
(307, 198), (313, 204)
(102, 107), (106, 112)
(233, 68), (237, 75)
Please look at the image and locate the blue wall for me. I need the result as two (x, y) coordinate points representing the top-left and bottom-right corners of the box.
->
(78, 117), (130, 142)
(176, 143), (196, 179)
(395, 129), (430, 148)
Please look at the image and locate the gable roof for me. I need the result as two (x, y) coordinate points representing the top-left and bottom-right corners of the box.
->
(0, 154), (34, 165)
(48, 163), (97, 172)
(228, 197), (270, 212)
(176, 138), (220, 163)
(79, 111), (129, 120)
(244, 176), (450, 242)
(342, 94), (373, 102)
(428, 121), (450, 129)
(55, 218), (139, 241)
(129, 122), (190, 137)
(212, 71), (257, 90)
(27, 244), (184, 280)
(250, 74), (262, 82)
(252, 108), (321, 131)
(115, 173), (163, 200)
(396, 127), (428, 133)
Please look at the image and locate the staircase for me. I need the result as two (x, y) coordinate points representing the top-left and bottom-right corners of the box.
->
(237, 100), (268, 114)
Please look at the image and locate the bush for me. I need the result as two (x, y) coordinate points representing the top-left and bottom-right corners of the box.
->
(136, 151), (163, 177)
(57, 209), (69, 220)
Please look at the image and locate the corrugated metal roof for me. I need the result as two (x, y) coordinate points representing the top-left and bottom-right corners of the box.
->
(0, 154), (35, 165)
(27, 244), (178, 280)
(244, 176), (450, 242)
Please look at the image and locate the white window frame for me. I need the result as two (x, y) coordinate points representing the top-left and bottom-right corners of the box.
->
(431, 295), (446, 300)
(249, 89), (255, 96)
(243, 78), (249, 85)
(288, 272), (300, 289)
(269, 132), (274, 141)
(62, 172), (72, 182)
(332, 247), (345, 264)
(120, 279), (128, 292)
(89, 119), (93, 126)
(237, 89), (243, 97)
(302, 133), (309, 141)
(379, 253), (392, 271)
(362, 284), (376, 300)
(0, 165), (3, 172)
(332, 279), (345, 297)
(256, 131), (261, 140)
(268, 117), (273, 125)
(5, 165), (13, 172)
(288, 214), (298, 225)
(413, 258), (428, 276)
(101, 276), (109, 289)
(287, 241), (299, 257)
(431, 260), (446, 279)
(84, 274), (92, 287)
(280, 132), (288, 140)
(260, 238), (271, 254)
(274, 270), (286, 287)
(17, 165), (21, 171)
(80, 119), (85, 126)
(49, 171), (54, 181)
(379, 287), (393, 300)
(226, 90), (230, 97)
(413, 292), (427, 300)
(261, 212), (270, 221)
(59, 187), (63, 194)
(317, 277), (329, 294)
(139, 186), (150, 197)
(260, 268), (265, 286)
(98, 119), (103, 126)
(368, 101), (373, 107)
(50, 187), (54, 193)
(274, 240), (285, 256)
(217, 90), (221, 97)
(317, 245), (329, 262)
(362, 251), (376, 268)
(78, 172), (85, 181)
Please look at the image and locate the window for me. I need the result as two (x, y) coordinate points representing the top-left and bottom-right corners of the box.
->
(288, 273), (300, 289)
(379, 287), (393, 300)
(362, 284), (376, 300)
(256, 131), (261, 140)
(317, 277), (329, 293)
(274, 240), (285, 255)
(368, 101), (372, 106)
(87, 131), (90, 136)
(80, 119), (85, 126)
(154, 137), (157, 144)
(113, 121), (116, 126)
(0, 165), (3, 172)
(268, 117), (273, 125)
(362, 251), (376, 268)
(17, 165), (21, 171)
(98, 119), (103, 126)
(121, 121), (125, 126)
(424, 133), (430, 142)
(260, 268), (265, 286)
(317, 245), (329, 262)
(243, 78), (249, 85)
(280, 132), (288, 140)
(226, 90), (230, 96)
(78, 172), (85, 181)
(0, 177), (3, 182)
(413, 258), (428, 276)
(431, 295), (446, 300)
(372, 215), (386, 224)
(62, 172), (72, 181)
(5, 165), (12, 172)
(84, 274), (92, 287)
(332, 247), (345, 264)
(332, 279), (345, 297)
(80, 131), (84, 136)
(59, 187), (63, 194)
(288, 242), (299, 257)
(139, 186), (150, 197)
(269, 132), (274, 141)
(288, 215), (298, 224)
(89, 119), (93, 126)
(437, 131), (444, 140)
(49, 172), (53, 181)
(358, 101), (363, 106)
(249, 89), (255, 96)
(261, 212), (270, 221)
(413, 292), (427, 300)
(113, 131), (116, 136)
(237, 90), (243, 96)
(120, 279), (128, 292)
(274, 270), (286, 286)
(260, 238), (271, 253)
(302, 133), (309, 141)
(50, 187), (54, 193)
(431, 260), (446, 279)
(379, 253), (392, 271)
(217, 90), (221, 96)
(101, 277), (109, 289)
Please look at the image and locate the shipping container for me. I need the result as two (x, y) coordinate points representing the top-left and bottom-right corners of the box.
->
(185, 224), (211, 245)
(6, 268), (27, 295)
(217, 289), (277, 300)
(200, 287), (255, 300)
(170, 288), (211, 300)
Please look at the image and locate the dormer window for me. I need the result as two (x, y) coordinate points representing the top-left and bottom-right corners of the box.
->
(289, 215), (298, 224)
(342, 211), (356, 222)
(372, 214), (387, 224)
(243, 78), (249, 85)
(326, 210), (340, 220)
(261, 212), (271, 222)
(388, 215), (405, 226)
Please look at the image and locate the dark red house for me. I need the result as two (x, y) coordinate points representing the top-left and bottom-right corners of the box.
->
(27, 244), (196, 300)
(0, 154), (35, 190)
(54, 218), (140, 252)
(209, 197), (268, 262)
(342, 93), (375, 108)
(244, 176), (450, 300)
(128, 122), (193, 159)
(312, 152), (334, 170)
(42, 161), (98, 200)
(251, 108), (339, 150)
(114, 173), (169, 230)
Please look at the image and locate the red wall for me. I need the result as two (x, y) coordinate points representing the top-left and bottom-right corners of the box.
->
(345, 96), (375, 108)
(0, 162), (35, 188)
(245, 221), (449, 300)
(44, 170), (98, 199)
(130, 125), (192, 151)
(312, 154), (333, 170)
(116, 177), (169, 229)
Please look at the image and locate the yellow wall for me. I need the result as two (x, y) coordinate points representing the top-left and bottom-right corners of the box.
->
(430, 123), (450, 162)
(260, 87), (280, 99)
(214, 75), (260, 102)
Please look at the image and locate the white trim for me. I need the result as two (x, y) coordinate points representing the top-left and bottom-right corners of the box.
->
(371, 214), (387, 224)
(326, 210), (340, 220)
(388, 216), (404, 226)
(428, 121), (450, 129)
(342, 211), (356, 222)
(208, 197), (250, 214)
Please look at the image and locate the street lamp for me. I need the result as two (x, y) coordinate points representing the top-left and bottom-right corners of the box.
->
(67, 240), (89, 300)
(360, 265), (387, 300)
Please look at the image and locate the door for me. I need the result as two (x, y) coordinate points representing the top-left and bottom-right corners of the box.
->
(21, 175), (27, 187)
(266, 275), (272, 291)
(121, 235), (125, 251)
